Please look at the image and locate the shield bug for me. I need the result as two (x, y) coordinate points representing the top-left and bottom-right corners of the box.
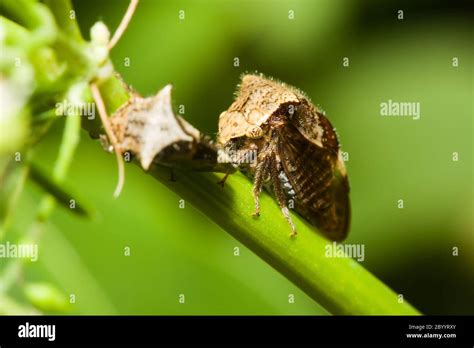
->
(217, 74), (350, 241)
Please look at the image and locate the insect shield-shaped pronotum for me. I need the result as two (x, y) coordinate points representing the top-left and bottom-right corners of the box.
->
(217, 74), (350, 241)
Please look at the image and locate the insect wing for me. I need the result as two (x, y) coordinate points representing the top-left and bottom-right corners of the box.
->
(277, 125), (350, 241)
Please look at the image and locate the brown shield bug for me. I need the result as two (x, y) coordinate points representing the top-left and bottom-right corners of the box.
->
(217, 74), (350, 241)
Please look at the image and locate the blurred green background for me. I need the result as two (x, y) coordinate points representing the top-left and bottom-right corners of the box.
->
(2, 0), (473, 314)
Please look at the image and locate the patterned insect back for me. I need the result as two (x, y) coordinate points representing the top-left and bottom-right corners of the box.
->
(218, 74), (350, 240)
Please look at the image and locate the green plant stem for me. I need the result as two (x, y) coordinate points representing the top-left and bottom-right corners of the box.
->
(37, 114), (81, 221)
(0, 0), (57, 50)
(151, 168), (419, 315)
(43, 0), (84, 42)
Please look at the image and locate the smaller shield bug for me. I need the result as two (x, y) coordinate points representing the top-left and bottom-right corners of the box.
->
(217, 74), (350, 241)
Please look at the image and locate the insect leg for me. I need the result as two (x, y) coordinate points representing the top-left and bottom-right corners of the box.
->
(252, 157), (270, 217)
(270, 154), (297, 237)
(217, 173), (230, 187)
(170, 169), (177, 182)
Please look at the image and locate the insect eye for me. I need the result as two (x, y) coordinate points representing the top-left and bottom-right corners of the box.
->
(231, 137), (245, 149)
